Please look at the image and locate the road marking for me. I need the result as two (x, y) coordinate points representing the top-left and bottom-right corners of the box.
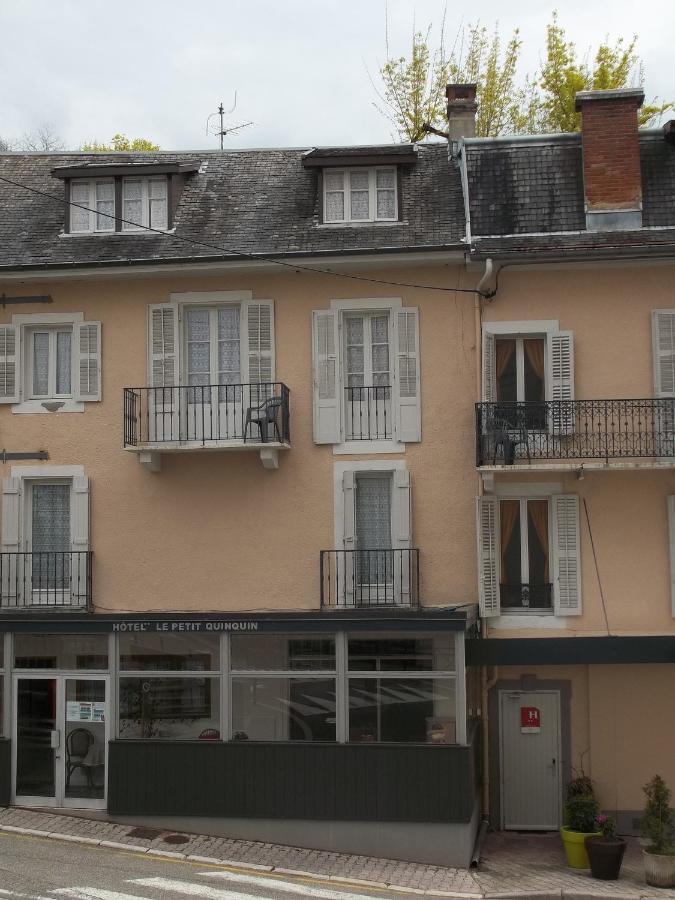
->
(0, 889), (53, 900)
(131, 879), (280, 899)
(52, 891), (149, 900)
(202, 870), (384, 899)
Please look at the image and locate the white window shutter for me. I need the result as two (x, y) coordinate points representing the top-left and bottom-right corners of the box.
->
(341, 470), (356, 604)
(71, 477), (90, 606)
(0, 325), (20, 403)
(549, 331), (575, 435)
(1, 478), (21, 553)
(245, 301), (275, 384)
(312, 310), (340, 444)
(74, 322), (102, 401)
(482, 329), (496, 402)
(392, 468), (411, 548)
(476, 496), (499, 616)
(148, 304), (179, 386)
(552, 494), (582, 616)
(1, 477), (21, 606)
(652, 311), (675, 396)
(668, 496), (675, 617)
(394, 308), (421, 442)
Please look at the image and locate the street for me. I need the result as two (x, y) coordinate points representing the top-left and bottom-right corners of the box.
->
(0, 833), (415, 900)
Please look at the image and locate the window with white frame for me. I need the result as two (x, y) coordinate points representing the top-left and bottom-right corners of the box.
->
(477, 493), (582, 619)
(69, 176), (168, 233)
(0, 319), (102, 408)
(312, 304), (420, 444)
(122, 177), (168, 231)
(323, 168), (397, 223)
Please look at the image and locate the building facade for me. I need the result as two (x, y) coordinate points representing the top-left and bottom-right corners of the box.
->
(0, 85), (674, 867)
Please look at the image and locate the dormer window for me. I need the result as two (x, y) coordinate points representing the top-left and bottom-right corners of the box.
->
(323, 168), (398, 224)
(52, 160), (201, 235)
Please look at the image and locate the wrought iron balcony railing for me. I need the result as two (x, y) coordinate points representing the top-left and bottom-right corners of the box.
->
(344, 386), (392, 441)
(476, 399), (675, 466)
(124, 383), (290, 447)
(320, 549), (420, 609)
(500, 583), (553, 612)
(0, 552), (92, 610)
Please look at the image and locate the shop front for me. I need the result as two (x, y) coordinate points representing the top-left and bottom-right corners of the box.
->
(0, 608), (480, 866)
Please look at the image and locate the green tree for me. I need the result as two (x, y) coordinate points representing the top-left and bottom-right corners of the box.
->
(81, 134), (160, 152)
(374, 12), (671, 139)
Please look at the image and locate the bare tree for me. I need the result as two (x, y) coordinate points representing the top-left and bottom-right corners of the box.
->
(18, 124), (66, 152)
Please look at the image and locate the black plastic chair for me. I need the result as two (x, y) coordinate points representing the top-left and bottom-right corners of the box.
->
(65, 727), (95, 790)
(243, 395), (284, 443)
(487, 408), (531, 465)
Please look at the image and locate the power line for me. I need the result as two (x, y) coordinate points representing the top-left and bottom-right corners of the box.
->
(0, 172), (484, 296)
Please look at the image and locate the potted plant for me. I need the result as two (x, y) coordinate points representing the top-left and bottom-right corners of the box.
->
(641, 774), (675, 887)
(560, 774), (601, 868)
(585, 814), (627, 880)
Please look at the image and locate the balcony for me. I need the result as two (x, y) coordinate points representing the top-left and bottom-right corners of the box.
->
(0, 552), (92, 611)
(476, 399), (675, 471)
(124, 383), (291, 471)
(344, 386), (392, 441)
(500, 583), (553, 613)
(320, 549), (420, 609)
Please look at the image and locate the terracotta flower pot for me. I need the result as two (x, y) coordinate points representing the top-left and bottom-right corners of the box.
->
(644, 850), (675, 888)
(560, 827), (601, 868)
(585, 836), (627, 880)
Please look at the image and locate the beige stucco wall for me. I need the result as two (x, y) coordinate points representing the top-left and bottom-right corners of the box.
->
(483, 262), (675, 638)
(0, 263), (479, 613)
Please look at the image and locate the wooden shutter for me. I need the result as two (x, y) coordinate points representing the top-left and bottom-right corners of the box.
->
(549, 331), (575, 435)
(1, 477), (20, 606)
(148, 304), (179, 386)
(482, 329), (496, 403)
(1, 478), (21, 553)
(0, 325), (20, 403)
(552, 494), (582, 616)
(74, 322), (102, 401)
(652, 311), (675, 396)
(71, 477), (90, 606)
(245, 301), (275, 384)
(392, 468), (412, 548)
(341, 470), (356, 605)
(668, 496), (675, 617)
(476, 495), (499, 616)
(394, 308), (421, 442)
(312, 310), (340, 443)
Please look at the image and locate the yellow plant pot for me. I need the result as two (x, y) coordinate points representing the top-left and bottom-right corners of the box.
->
(560, 827), (602, 868)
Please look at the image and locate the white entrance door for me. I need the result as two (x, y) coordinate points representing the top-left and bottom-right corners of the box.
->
(13, 674), (108, 809)
(500, 690), (561, 830)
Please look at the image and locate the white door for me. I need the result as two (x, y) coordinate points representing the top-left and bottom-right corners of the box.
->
(184, 306), (243, 441)
(343, 313), (392, 441)
(354, 473), (393, 603)
(500, 690), (561, 830)
(26, 482), (72, 606)
(13, 675), (108, 810)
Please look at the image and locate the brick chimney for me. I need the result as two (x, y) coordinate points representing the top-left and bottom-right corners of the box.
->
(446, 83), (477, 142)
(575, 88), (645, 231)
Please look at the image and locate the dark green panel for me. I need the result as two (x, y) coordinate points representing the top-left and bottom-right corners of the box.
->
(466, 635), (675, 666)
(108, 738), (479, 823)
(0, 740), (10, 806)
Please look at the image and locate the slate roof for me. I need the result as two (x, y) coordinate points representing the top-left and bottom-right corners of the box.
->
(465, 131), (675, 241)
(0, 144), (465, 273)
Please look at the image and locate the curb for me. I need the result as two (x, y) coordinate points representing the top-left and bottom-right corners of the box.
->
(0, 822), (485, 897)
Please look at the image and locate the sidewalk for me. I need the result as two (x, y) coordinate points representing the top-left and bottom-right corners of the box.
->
(1, 806), (674, 899)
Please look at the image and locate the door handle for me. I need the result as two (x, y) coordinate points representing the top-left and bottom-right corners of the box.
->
(50, 729), (60, 750)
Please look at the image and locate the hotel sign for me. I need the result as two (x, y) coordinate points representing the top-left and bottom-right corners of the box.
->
(111, 620), (260, 633)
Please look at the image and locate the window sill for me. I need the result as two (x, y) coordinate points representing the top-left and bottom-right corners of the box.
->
(333, 440), (405, 455)
(316, 221), (406, 229)
(59, 228), (175, 238)
(12, 399), (85, 415)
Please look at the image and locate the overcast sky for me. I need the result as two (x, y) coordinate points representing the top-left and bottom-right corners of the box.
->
(1, 0), (672, 151)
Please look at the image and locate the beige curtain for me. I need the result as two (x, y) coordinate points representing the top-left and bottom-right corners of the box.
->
(495, 340), (515, 401)
(528, 499), (550, 582)
(499, 499), (520, 581)
(524, 339), (545, 400)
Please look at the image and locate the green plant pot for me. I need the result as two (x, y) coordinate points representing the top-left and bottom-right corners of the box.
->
(560, 826), (601, 868)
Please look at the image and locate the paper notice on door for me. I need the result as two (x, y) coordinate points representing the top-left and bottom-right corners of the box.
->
(67, 701), (95, 722)
(92, 702), (105, 723)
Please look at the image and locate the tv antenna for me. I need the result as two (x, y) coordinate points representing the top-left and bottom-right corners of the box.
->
(206, 93), (253, 149)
